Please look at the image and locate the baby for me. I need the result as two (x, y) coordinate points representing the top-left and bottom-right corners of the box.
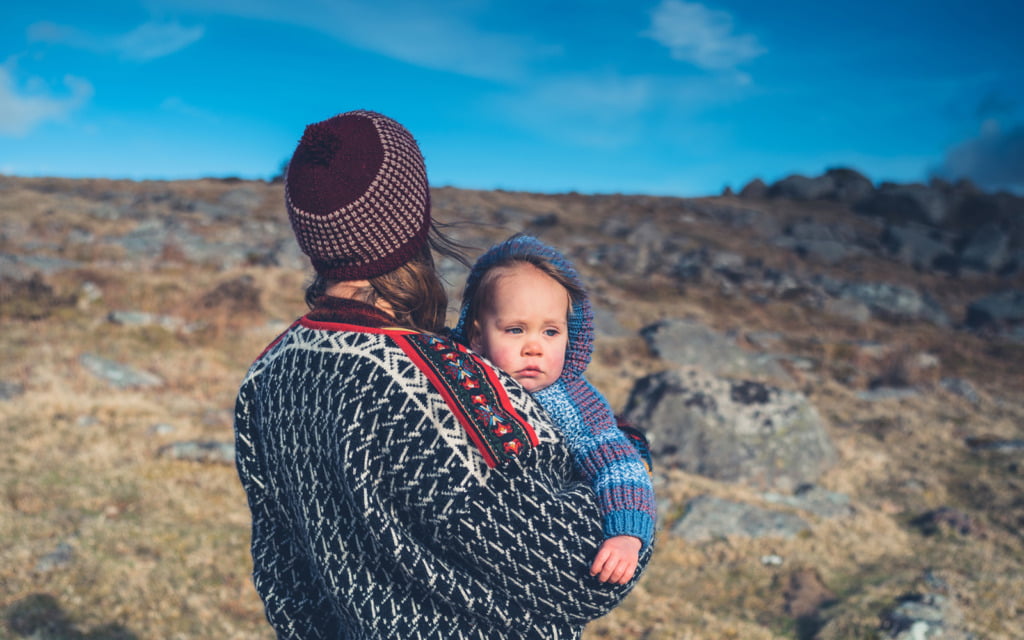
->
(453, 234), (656, 585)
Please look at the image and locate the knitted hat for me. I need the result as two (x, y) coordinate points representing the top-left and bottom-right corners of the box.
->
(285, 110), (431, 281)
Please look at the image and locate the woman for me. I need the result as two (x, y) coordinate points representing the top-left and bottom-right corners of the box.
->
(233, 110), (651, 639)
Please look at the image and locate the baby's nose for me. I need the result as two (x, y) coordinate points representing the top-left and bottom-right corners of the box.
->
(523, 338), (542, 355)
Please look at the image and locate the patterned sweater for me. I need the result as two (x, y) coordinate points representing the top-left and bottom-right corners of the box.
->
(234, 297), (650, 639)
(452, 235), (658, 549)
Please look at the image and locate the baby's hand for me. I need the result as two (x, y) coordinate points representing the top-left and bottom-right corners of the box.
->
(590, 535), (642, 585)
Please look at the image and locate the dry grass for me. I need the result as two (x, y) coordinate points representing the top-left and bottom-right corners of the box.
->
(2, 177), (1023, 638)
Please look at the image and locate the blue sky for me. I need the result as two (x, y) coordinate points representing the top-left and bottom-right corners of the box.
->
(2, 1), (1022, 196)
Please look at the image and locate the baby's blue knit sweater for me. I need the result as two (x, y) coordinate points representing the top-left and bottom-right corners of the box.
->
(454, 235), (657, 549)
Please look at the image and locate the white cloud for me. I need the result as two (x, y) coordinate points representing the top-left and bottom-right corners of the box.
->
(644, 0), (765, 70)
(0, 65), (93, 136)
(160, 96), (218, 121)
(147, 0), (550, 82)
(27, 20), (204, 61)
(492, 74), (654, 148)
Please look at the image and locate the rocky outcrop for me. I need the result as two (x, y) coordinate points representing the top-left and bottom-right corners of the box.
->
(964, 290), (1024, 340)
(622, 367), (837, 491)
(671, 495), (810, 542)
(734, 171), (1024, 278)
(639, 318), (791, 384)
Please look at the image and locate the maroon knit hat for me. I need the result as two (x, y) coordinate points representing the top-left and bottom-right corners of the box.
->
(285, 110), (431, 281)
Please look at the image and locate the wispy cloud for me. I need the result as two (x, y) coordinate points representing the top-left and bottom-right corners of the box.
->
(148, 0), (551, 82)
(492, 74), (654, 148)
(0, 63), (93, 136)
(644, 0), (765, 71)
(27, 20), (204, 62)
(160, 96), (219, 122)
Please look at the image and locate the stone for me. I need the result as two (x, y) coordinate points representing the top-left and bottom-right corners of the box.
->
(782, 567), (837, 619)
(959, 223), (1009, 273)
(835, 281), (951, 327)
(880, 224), (956, 272)
(622, 367), (836, 491)
(965, 289), (1024, 331)
(769, 174), (836, 201)
(879, 593), (974, 640)
(824, 167), (874, 203)
(0, 380), (25, 401)
(157, 440), (236, 465)
(639, 318), (791, 384)
(763, 484), (855, 519)
(856, 183), (949, 226)
(940, 378), (981, 405)
(35, 541), (75, 573)
(739, 177), (768, 199)
(80, 354), (164, 388)
(671, 494), (810, 542)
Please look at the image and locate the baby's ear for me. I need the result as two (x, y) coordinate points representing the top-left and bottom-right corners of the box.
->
(468, 322), (483, 352)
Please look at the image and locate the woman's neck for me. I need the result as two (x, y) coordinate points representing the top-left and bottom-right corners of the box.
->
(324, 280), (395, 317)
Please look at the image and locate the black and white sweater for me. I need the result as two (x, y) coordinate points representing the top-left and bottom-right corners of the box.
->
(234, 297), (651, 639)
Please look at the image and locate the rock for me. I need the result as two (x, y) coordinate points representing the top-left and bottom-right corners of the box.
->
(671, 494), (810, 542)
(856, 183), (949, 226)
(639, 318), (791, 384)
(35, 541), (75, 573)
(910, 506), (986, 538)
(2, 271), (80, 320)
(773, 219), (864, 264)
(622, 367), (836, 491)
(963, 436), (1024, 453)
(782, 567), (836, 619)
(627, 221), (676, 276)
(857, 387), (922, 402)
(199, 275), (263, 313)
(763, 484), (855, 519)
(940, 378), (981, 404)
(79, 354), (164, 388)
(768, 174), (836, 201)
(959, 223), (1009, 273)
(738, 178), (768, 199)
(0, 253), (81, 278)
(832, 281), (950, 327)
(879, 593), (974, 640)
(221, 186), (265, 212)
(998, 249), (1024, 276)
(108, 310), (196, 332)
(157, 440), (235, 465)
(822, 297), (872, 323)
(964, 290), (1024, 332)
(880, 224), (957, 272)
(591, 305), (631, 338)
(0, 380), (25, 401)
(824, 167), (874, 203)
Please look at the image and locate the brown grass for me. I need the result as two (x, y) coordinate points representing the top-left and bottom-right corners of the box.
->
(2, 177), (1023, 638)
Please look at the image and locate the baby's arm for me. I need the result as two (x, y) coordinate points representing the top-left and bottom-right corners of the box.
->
(590, 535), (642, 585)
(533, 377), (657, 550)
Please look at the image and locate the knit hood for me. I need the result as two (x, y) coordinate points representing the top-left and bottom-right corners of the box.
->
(452, 235), (593, 381)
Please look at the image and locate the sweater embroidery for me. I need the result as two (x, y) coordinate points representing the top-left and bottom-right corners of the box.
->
(396, 333), (539, 468)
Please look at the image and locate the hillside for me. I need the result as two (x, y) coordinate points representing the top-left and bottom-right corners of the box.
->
(1, 172), (1022, 639)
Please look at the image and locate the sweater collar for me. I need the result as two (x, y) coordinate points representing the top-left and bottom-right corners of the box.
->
(305, 296), (396, 328)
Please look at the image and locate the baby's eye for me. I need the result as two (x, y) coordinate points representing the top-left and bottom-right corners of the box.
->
(505, 327), (524, 335)
(543, 328), (561, 337)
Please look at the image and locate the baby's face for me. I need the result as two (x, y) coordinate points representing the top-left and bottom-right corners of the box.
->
(470, 264), (569, 393)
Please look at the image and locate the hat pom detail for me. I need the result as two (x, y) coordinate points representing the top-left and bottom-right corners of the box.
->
(298, 123), (341, 167)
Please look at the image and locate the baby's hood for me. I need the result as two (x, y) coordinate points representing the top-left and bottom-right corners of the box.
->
(452, 234), (594, 382)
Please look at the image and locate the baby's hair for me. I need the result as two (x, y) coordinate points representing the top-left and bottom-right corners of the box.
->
(462, 250), (586, 345)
